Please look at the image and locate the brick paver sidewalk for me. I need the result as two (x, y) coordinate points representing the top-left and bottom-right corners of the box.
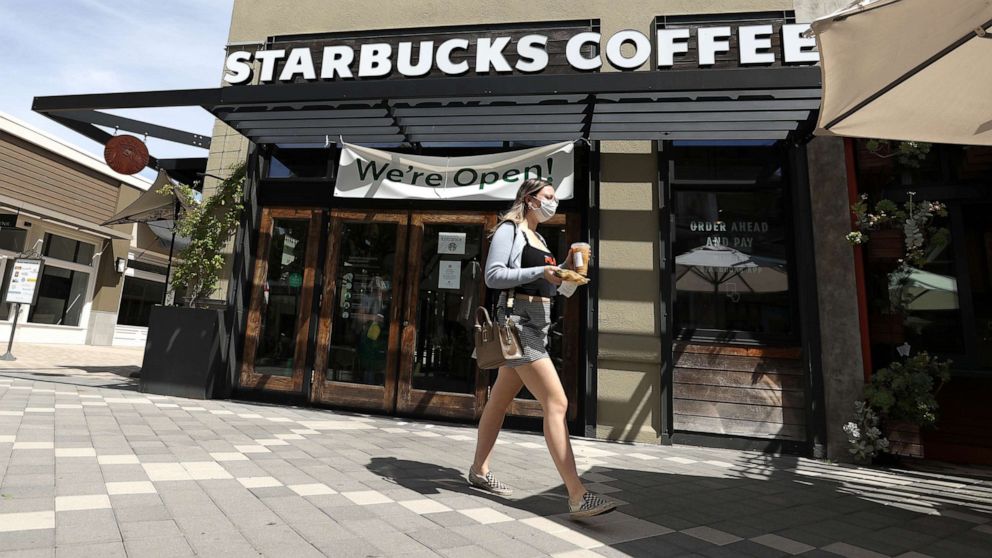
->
(1, 344), (991, 557)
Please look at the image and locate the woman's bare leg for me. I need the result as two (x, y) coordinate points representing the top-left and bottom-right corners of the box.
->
(514, 358), (586, 502)
(472, 367), (523, 474)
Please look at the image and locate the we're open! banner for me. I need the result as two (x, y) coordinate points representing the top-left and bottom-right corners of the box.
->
(335, 142), (574, 201)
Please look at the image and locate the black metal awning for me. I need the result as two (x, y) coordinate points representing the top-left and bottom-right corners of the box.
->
(32, 67), (821, 166)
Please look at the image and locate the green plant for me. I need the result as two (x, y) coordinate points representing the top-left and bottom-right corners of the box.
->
(847, 192), (949, 268)
(864, 350), (951, 428)
(159, 163), (246, 306)
(843, 400), (889, 463)
(866, 139), (932, 168)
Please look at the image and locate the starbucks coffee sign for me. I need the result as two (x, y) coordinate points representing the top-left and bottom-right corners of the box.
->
(224, 22), (816, 85)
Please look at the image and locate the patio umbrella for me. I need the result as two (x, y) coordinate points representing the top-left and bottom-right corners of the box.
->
(810, 0), (992, 145)
(102, 168), (189, 304)
(675, 245), (789, 296)
(889, 266), (958, 311)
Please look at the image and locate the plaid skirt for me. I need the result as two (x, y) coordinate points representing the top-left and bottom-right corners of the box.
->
(501, 296), (552, 368)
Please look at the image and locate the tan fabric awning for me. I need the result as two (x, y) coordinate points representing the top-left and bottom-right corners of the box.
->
(103, 169), (183, 226)
(812, 0), (992, 145)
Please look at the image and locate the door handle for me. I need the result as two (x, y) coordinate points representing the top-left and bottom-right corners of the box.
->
(402, 320), (409, 327)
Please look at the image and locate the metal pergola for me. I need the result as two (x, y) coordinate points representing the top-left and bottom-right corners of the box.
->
(32, 67), (821, 167)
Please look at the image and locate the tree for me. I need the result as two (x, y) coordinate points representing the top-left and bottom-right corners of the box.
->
(160, 163), (245, 306)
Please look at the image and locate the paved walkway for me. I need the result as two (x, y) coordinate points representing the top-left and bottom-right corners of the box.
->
(1, 344), (992, 557)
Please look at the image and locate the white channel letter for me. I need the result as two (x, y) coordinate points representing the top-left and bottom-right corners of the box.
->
(739, 25), (775, 64)
(254, 49), (286, 82)
(321, 46), (354, 79)
(397, 41), (433, 77)
(279, 48), (316, 81)
(697, 27), (731, 66)
(476, 37), (513, 73)
(224, 51), (253, 84)
(566, 32), (602, 71)
(358, 43), (392, 77)
(782, 24), (818, 63)
(656, 28), (690, 67)
(605, 29), (651, 70)
(515, 34), (548, 73)
(436, 38), (470, 75)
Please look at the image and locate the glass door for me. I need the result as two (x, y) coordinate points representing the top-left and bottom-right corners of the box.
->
(310, 210), (409, 412)
(395, 213), (490, 419)
(240, 208), (322, 393)
(495, 213), (583, 420)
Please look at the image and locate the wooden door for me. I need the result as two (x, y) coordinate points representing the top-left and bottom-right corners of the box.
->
(240, 208), (322, 393)
(310, 210), (409, 412)
(395, 212), (491, 419)
(499, 212), (583, 420)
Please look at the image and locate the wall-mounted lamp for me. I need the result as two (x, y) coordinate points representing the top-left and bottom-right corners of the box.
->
(115, 257), (128, 273)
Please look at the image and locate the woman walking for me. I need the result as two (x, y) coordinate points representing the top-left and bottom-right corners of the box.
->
(469, 178), (617, 519)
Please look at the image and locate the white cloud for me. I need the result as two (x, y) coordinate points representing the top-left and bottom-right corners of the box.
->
(0, 0), (235, 171)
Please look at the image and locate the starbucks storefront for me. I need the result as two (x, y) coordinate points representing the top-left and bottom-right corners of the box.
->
(34, 4), (858, 458)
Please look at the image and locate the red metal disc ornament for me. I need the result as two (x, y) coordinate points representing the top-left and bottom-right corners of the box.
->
(104, 135), (149, 175)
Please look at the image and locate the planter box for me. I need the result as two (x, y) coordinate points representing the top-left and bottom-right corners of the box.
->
(866, 228), (904, 266)
(139, 305), (228, 399)
(887, 419), (924, 458)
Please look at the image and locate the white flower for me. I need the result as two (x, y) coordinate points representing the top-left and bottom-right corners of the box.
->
(897, 342), (911, 357)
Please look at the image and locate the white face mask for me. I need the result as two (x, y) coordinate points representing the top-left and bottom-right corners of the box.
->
(531, 197), (558, 222)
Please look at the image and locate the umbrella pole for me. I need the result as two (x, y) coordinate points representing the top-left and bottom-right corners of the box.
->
(162, 198), (180, 306)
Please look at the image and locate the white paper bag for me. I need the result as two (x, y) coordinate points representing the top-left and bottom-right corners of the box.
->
(557, 281), (578, 298)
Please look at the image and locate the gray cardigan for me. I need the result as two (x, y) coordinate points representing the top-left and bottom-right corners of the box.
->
(484, 221), (549, 290)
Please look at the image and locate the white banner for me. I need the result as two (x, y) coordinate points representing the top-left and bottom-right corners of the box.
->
(335, 142), (574, 201)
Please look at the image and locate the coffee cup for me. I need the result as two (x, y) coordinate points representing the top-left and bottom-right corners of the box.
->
(570, 242), (591, 276)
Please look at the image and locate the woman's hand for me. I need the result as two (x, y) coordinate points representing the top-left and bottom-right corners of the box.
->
(543, 265), (563, 285)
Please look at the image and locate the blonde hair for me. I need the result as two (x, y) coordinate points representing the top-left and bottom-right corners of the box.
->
(489, 178), (551, 236)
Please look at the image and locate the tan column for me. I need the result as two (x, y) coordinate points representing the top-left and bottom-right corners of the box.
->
(595, 141), (662, 443)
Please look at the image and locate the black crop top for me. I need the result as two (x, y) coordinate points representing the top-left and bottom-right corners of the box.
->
(516, 235), (557, 298)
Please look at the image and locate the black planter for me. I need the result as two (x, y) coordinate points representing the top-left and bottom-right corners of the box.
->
(139, 305), (229, 399)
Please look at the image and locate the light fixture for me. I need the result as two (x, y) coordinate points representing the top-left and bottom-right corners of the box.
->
(115, 257), (128, 273)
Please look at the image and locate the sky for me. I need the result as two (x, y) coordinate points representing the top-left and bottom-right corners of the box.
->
(0, 0), (235, 178)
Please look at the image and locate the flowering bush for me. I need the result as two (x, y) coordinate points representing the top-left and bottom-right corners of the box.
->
(844, 401), (889, 463)
(847, 192), (949, 268)
(864, 350), (951, 428)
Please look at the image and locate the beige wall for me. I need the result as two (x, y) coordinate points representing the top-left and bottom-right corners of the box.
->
(220, 0), (806, 442)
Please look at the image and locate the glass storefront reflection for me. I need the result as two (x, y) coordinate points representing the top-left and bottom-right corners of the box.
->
(254, 219), (310, 376)
(673, 189), (793, 336)
(412, 224), (484, 394)
(327, 222), (397, 385)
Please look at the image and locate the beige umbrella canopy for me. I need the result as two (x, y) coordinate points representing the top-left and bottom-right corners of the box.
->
(103, 169), (186, 226)
(811, 0), (992, 145)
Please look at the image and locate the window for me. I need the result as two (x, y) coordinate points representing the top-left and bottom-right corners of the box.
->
(127, 260), (168, 275)
(117, 276), (165, 327)
(265, 144), (331, 178)
(0, 227), (26, 253)
(43, 233), (94, 264)
(669, 142), (796, 342)
(28, 266), (89, 326)
(0, 259), (14, 320)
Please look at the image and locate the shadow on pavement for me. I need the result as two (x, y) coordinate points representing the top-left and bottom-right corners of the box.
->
(367, 454), (992, 557)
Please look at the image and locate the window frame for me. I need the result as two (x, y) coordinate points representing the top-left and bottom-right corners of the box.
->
(26, 260), (93, 327)
(664, 142), (802, 347)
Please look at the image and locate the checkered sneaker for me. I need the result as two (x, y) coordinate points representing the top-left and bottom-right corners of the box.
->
(468, 467), (513, 496)
(569, 492), (617, 519)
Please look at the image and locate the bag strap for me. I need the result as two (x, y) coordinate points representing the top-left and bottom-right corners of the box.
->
(502, 221), (518, 312)
(474, 306), (493, 329)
